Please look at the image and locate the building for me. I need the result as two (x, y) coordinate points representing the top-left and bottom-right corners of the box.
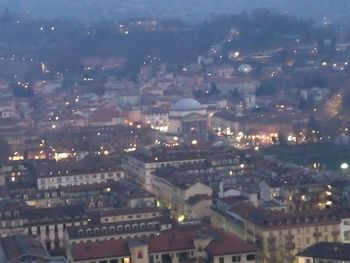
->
(143, 109), (169, 133)
(0, 234), (54, 263)
(69, 224), (257, 263)
(168, 99), (208, 142)
(0, 98), (17, 119)
(152, 168), (213, 219)
(0, 199), (89, 251)
(34, 157), (124, 190)
(65, 208), (172, 245)
(121, 147), (207, 191)
(211, 198), (341, 263)
(296, 242), (350, 263)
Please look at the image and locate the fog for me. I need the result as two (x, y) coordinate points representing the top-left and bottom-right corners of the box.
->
(1, 0), (349, 23)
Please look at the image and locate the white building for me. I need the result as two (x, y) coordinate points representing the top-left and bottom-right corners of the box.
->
(121, 148), (207, 192)
(143, 109), (169, 132)
(35, 158), (124, 190)
(168, 98), (208, 141)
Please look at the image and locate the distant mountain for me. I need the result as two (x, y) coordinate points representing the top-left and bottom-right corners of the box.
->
(0, 0), (349, 23)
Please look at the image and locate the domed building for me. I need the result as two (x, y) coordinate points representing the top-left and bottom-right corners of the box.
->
(168, 98), (208, 141)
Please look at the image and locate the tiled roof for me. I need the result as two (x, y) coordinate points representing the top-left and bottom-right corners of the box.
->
(71, 225), (256, 261)
(0, 234), (50, 262)
(72, 239), (130, 261)
(34, 156), (120, 178)
(297, 242), (350, 260)
(229, 202), (340, 229)
(205, 229), (256, 256)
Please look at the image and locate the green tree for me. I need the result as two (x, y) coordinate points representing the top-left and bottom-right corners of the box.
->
(256, 81), (279, 96)
(209, 82), (220, 96)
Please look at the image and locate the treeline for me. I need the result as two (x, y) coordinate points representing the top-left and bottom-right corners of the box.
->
(0, 9), (328, 79)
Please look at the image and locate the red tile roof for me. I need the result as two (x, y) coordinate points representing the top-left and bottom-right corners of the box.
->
(71, 225), (257, 261)
(205, 229), (256, 256)
(72, 239), (130, 261)
(147, 230), (195, 253)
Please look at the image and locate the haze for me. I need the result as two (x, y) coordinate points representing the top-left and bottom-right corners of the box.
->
(1, 0), (349, 23)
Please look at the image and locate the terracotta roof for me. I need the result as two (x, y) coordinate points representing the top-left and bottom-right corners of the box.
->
(148, 231), (195, 253)
(72, 239), (130, 261)
(71, 224), (256, 261)
(205, 229), (256, 256)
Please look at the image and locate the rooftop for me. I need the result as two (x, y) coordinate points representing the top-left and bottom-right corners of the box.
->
(71, 225), (256, 261)
(297, 242), (350, 260)
(0, 234), (50, 262)
(171, 98), (204, 111)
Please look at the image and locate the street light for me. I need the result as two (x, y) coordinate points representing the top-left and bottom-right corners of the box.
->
(340, 162), (349, 170)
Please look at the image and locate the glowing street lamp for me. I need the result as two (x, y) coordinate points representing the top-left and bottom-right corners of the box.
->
(340, 162), (349, 170)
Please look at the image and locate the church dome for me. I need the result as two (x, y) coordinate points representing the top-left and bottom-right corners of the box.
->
(171, 98), (203, 111)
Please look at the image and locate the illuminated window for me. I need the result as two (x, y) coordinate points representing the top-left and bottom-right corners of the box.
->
(123, 258), (130, 263)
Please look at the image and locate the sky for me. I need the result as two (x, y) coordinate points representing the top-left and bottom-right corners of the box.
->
(0, 0), (349, 23)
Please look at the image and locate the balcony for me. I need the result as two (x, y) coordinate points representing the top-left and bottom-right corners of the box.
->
(285, 241), (295, 250)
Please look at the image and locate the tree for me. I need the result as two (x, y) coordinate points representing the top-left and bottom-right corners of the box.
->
(193, 89), (205, 99)
(278, 133), (287, 146)
(298, 95), (315, 111)
(306, 117), (321, 142)
(229, 89), (240, 99)
(209, 82), (220, 96)
(0, 140), (10, 162)
(256, 81), (279, 96)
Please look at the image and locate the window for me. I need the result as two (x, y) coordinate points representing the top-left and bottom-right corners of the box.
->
(246, 254), (255, 261)
(232, 256), (241, 262)
(219, 257), (224, 263)
(123, 258), (130, 263)
(137, 250), (144, 259)
(344, 230), (350, 240)
(110, 260), (118, 263)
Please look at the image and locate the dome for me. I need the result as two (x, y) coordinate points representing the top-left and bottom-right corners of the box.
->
(171, 98), (203, 111)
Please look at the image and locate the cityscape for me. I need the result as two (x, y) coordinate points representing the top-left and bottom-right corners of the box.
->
(0, 1), (350, 263)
